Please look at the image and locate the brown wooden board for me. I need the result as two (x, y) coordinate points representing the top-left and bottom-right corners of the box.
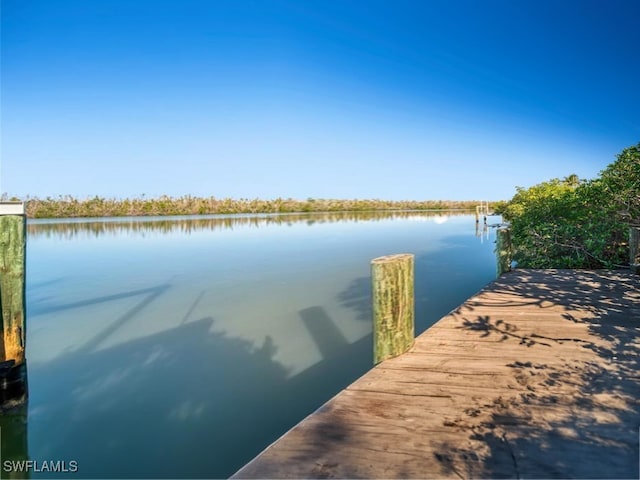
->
(233, 269), (640, 479)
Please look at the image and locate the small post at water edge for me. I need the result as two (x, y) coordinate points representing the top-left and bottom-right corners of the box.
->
(0, 202), (28, 410)
(630, 226), (640, 275)
(371, 253), (415, 365)
(496, 227), (513, 276)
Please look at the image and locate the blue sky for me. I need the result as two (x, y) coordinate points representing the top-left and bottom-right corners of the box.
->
(2, 0), (639, 201)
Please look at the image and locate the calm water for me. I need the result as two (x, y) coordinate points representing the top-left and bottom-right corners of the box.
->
(5, 211), (499, 478)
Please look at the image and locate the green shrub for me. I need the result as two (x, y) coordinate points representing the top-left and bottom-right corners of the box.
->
(503, 143), (639, 268)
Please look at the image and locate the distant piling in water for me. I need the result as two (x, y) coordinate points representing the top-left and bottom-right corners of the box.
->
(0, 202), (28, 409)
(371, 253), (415, 364)
(476, 201), (490, 225)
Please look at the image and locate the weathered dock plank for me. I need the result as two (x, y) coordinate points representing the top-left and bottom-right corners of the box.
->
(233, 269), (640, 479)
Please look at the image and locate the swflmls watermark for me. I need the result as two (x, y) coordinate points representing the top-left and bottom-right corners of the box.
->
(0, 427), (79, 478)
(3, 460), (79, 474)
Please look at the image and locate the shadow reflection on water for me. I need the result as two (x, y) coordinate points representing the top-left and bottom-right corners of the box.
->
(31, 317), (287, 478)
(28, 310), (373, 478)
(19, 216), (497, 478)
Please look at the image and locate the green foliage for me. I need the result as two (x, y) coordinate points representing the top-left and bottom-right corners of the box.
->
(503, 142), (640, 268)
(13, 195), (486, 219)
(598, 142), (640, 224)
(491, 200), (509, 215)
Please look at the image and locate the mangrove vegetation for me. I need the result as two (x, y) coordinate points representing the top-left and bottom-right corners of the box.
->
(1, 196), (482, 219)
(499, 142), (640, 269)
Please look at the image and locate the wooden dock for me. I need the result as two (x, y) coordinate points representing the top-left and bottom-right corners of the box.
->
(233, 269), (640, 479)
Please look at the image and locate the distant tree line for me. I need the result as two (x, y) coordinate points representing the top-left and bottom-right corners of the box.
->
(497, 142), (640, 268)
(0, 195), (484, 219)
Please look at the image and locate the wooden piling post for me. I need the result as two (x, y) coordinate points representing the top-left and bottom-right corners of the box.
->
(0, 202), (28, 408)
(475, 206), (480, 223)
(496, 227), (512, 276)
(371, 253), (415, 364)
(630, 226), (640, 275)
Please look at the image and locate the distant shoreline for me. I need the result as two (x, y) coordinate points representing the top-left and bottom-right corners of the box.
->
(5, 196), (498, 219)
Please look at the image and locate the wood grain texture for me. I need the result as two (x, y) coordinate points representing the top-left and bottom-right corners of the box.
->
(233, 269), (640, 479)
(495, 228), (512, 276)
(371, 254), (415, 364)
(0, 215), (26, 364)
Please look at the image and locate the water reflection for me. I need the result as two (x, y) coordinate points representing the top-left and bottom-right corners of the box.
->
(30, 317), (289, 478)
(27, 210), (468, 239)
(0, 404), (29, 479)
(27, 316), (372, 478)
(22, 211), (497, 478)
(299, 306), (349, 358)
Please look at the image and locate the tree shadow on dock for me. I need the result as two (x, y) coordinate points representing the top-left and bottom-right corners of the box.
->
(435, 269), (640, 479)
